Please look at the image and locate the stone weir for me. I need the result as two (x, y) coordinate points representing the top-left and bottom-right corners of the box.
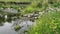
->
(0, 1), (31, 5)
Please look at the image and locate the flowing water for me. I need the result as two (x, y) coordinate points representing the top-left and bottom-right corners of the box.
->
(0, 8), (34, 34)
(0, 17), (34, 34)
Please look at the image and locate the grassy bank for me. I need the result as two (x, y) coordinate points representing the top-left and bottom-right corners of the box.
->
(28, 11), (60, 34)
(25, 0), (60, 34)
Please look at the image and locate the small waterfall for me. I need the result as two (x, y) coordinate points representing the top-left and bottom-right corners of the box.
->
(5, 15), (8, 21)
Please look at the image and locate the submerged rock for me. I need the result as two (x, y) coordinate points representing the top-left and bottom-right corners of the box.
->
(12, 18), (34, 34)
(14, 25), (21, 31)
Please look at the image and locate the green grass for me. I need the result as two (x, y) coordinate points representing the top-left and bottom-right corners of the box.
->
(28, 11), (60, 34)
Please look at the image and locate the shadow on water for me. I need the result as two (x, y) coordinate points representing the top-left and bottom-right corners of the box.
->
(0, 16), (5, 26)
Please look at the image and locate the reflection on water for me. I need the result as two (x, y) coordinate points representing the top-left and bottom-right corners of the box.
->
(0, 16), (34, 34)
(0, 22), (18, 34)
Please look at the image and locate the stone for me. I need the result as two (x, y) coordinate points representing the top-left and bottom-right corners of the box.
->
(3, 8), (18, 14)
(5, 15), (8, 19)
(23, 14), (28, 17)
(19, 8), (21, 9)
(0, 8), (3, 10)
(34, 17), (38, 19)
(14, 25), (21, 31)
(39, 12), (43, 15)
(30, 14), (33, 16)
(28, 15), (30, 18)
(33, 14), (38, 17)
(20, 10), (23, 11)
(0, 14), (3, 17)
